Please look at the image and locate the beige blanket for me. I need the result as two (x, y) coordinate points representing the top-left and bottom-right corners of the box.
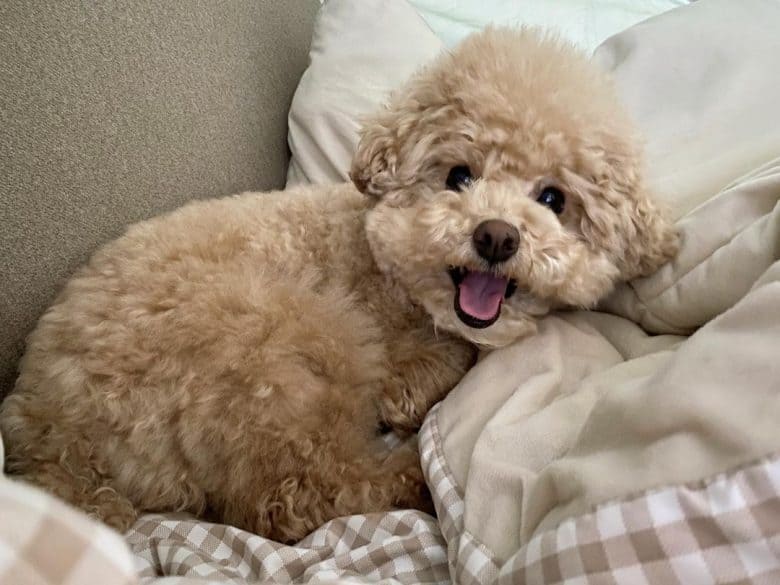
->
(421, 0), (780, 582)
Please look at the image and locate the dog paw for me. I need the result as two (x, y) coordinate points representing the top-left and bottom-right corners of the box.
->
(378, 379), (426, 436)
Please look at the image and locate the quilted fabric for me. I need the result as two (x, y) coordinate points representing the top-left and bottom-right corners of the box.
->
(420, 406), (780, 584)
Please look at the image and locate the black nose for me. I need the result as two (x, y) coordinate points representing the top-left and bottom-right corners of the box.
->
(472, 219), (520, 264)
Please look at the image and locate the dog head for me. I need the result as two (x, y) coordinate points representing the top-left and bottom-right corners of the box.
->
(352, 28), (678, 348)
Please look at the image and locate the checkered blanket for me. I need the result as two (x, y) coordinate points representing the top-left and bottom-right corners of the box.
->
(4, 426), (780, 585)
(0, 474), (137, 585)
(126, 510), (447, 584)
(419, 405), (780, 585)
(0, 463), (448, 585)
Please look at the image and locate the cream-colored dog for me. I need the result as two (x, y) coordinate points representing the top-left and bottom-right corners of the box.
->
(0, 28), (677, 542)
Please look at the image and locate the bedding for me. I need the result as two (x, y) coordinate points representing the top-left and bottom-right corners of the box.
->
(0, 475), (444, 584)
(127, 512), (447, 584)
(4, 0), (780, 583)
(0, 475), (137, 585)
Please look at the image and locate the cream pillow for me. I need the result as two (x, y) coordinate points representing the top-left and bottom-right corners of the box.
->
(286, 0), (686, 188)
(286, 0), (443, 187)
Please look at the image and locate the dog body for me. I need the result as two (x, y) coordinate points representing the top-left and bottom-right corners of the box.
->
(0, 29), (677, 541)
(1, 185), (474, 541)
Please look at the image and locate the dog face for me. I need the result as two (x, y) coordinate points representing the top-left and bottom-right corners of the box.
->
(352, 28), (678, 348)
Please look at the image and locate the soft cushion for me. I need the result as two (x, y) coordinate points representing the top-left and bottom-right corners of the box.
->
(286, 0), (687, 189)
(286, 0), (443, 187)
(409, 0), (688, 51)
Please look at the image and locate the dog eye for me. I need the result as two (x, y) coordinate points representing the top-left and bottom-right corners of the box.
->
(446, 165), (473, 191)
(536, 186), (565, 215)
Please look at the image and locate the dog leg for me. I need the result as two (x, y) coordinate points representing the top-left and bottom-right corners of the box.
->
(6, 460), (139, 531)
(0, 390), (211, 533)
(379, 329), (476, 435)
(208, 416), (432, 543)
(158, 277), (433, 542)
(0, 398), (140, 532)
(1, 268), (434, 540)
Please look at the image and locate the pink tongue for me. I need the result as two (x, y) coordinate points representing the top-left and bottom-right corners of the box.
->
(458, 271), (508, 320)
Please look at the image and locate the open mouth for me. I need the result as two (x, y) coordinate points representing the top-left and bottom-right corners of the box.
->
(448, 267), (518, 329)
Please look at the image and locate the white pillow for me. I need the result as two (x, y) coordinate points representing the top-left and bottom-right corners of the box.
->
(286, 0), (443, 187)
(409, 0), (689, 54)
(286, 0), (687, 188)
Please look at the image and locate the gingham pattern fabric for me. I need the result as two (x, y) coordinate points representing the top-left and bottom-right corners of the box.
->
(0, 475), (138, 585)
(419, 404), (499, 585)
(6, 412), (780, 585)
(127, 509), (449, 584)
(420, 404), (780, 584)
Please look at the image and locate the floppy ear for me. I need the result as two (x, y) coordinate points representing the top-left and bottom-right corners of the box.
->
(349, 69), (441, 199)
(576, 140), (679, 281)
(349, 114), (399, 198)
(619, 188), (679, 280)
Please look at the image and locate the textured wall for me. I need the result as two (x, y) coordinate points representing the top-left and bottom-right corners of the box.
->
(0, 1), (319, 396)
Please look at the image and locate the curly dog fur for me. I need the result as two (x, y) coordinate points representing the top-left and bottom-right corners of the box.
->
(0, 28), (677, 541)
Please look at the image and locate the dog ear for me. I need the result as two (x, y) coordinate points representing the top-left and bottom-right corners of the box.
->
(350, 113), (400, 198)
(575, 140), (679, 281)
(623, 191), (680, 280)
(619, 188), (679, 280)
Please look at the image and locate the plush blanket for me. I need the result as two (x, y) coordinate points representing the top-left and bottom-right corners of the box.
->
(3, 1), (780, 584)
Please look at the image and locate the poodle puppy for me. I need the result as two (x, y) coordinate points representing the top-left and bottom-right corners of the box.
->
(0, 28), (677, 542)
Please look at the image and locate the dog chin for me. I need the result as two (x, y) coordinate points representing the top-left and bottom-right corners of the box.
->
(426, 290), (538, 349)
(437, 310), (536, 349)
